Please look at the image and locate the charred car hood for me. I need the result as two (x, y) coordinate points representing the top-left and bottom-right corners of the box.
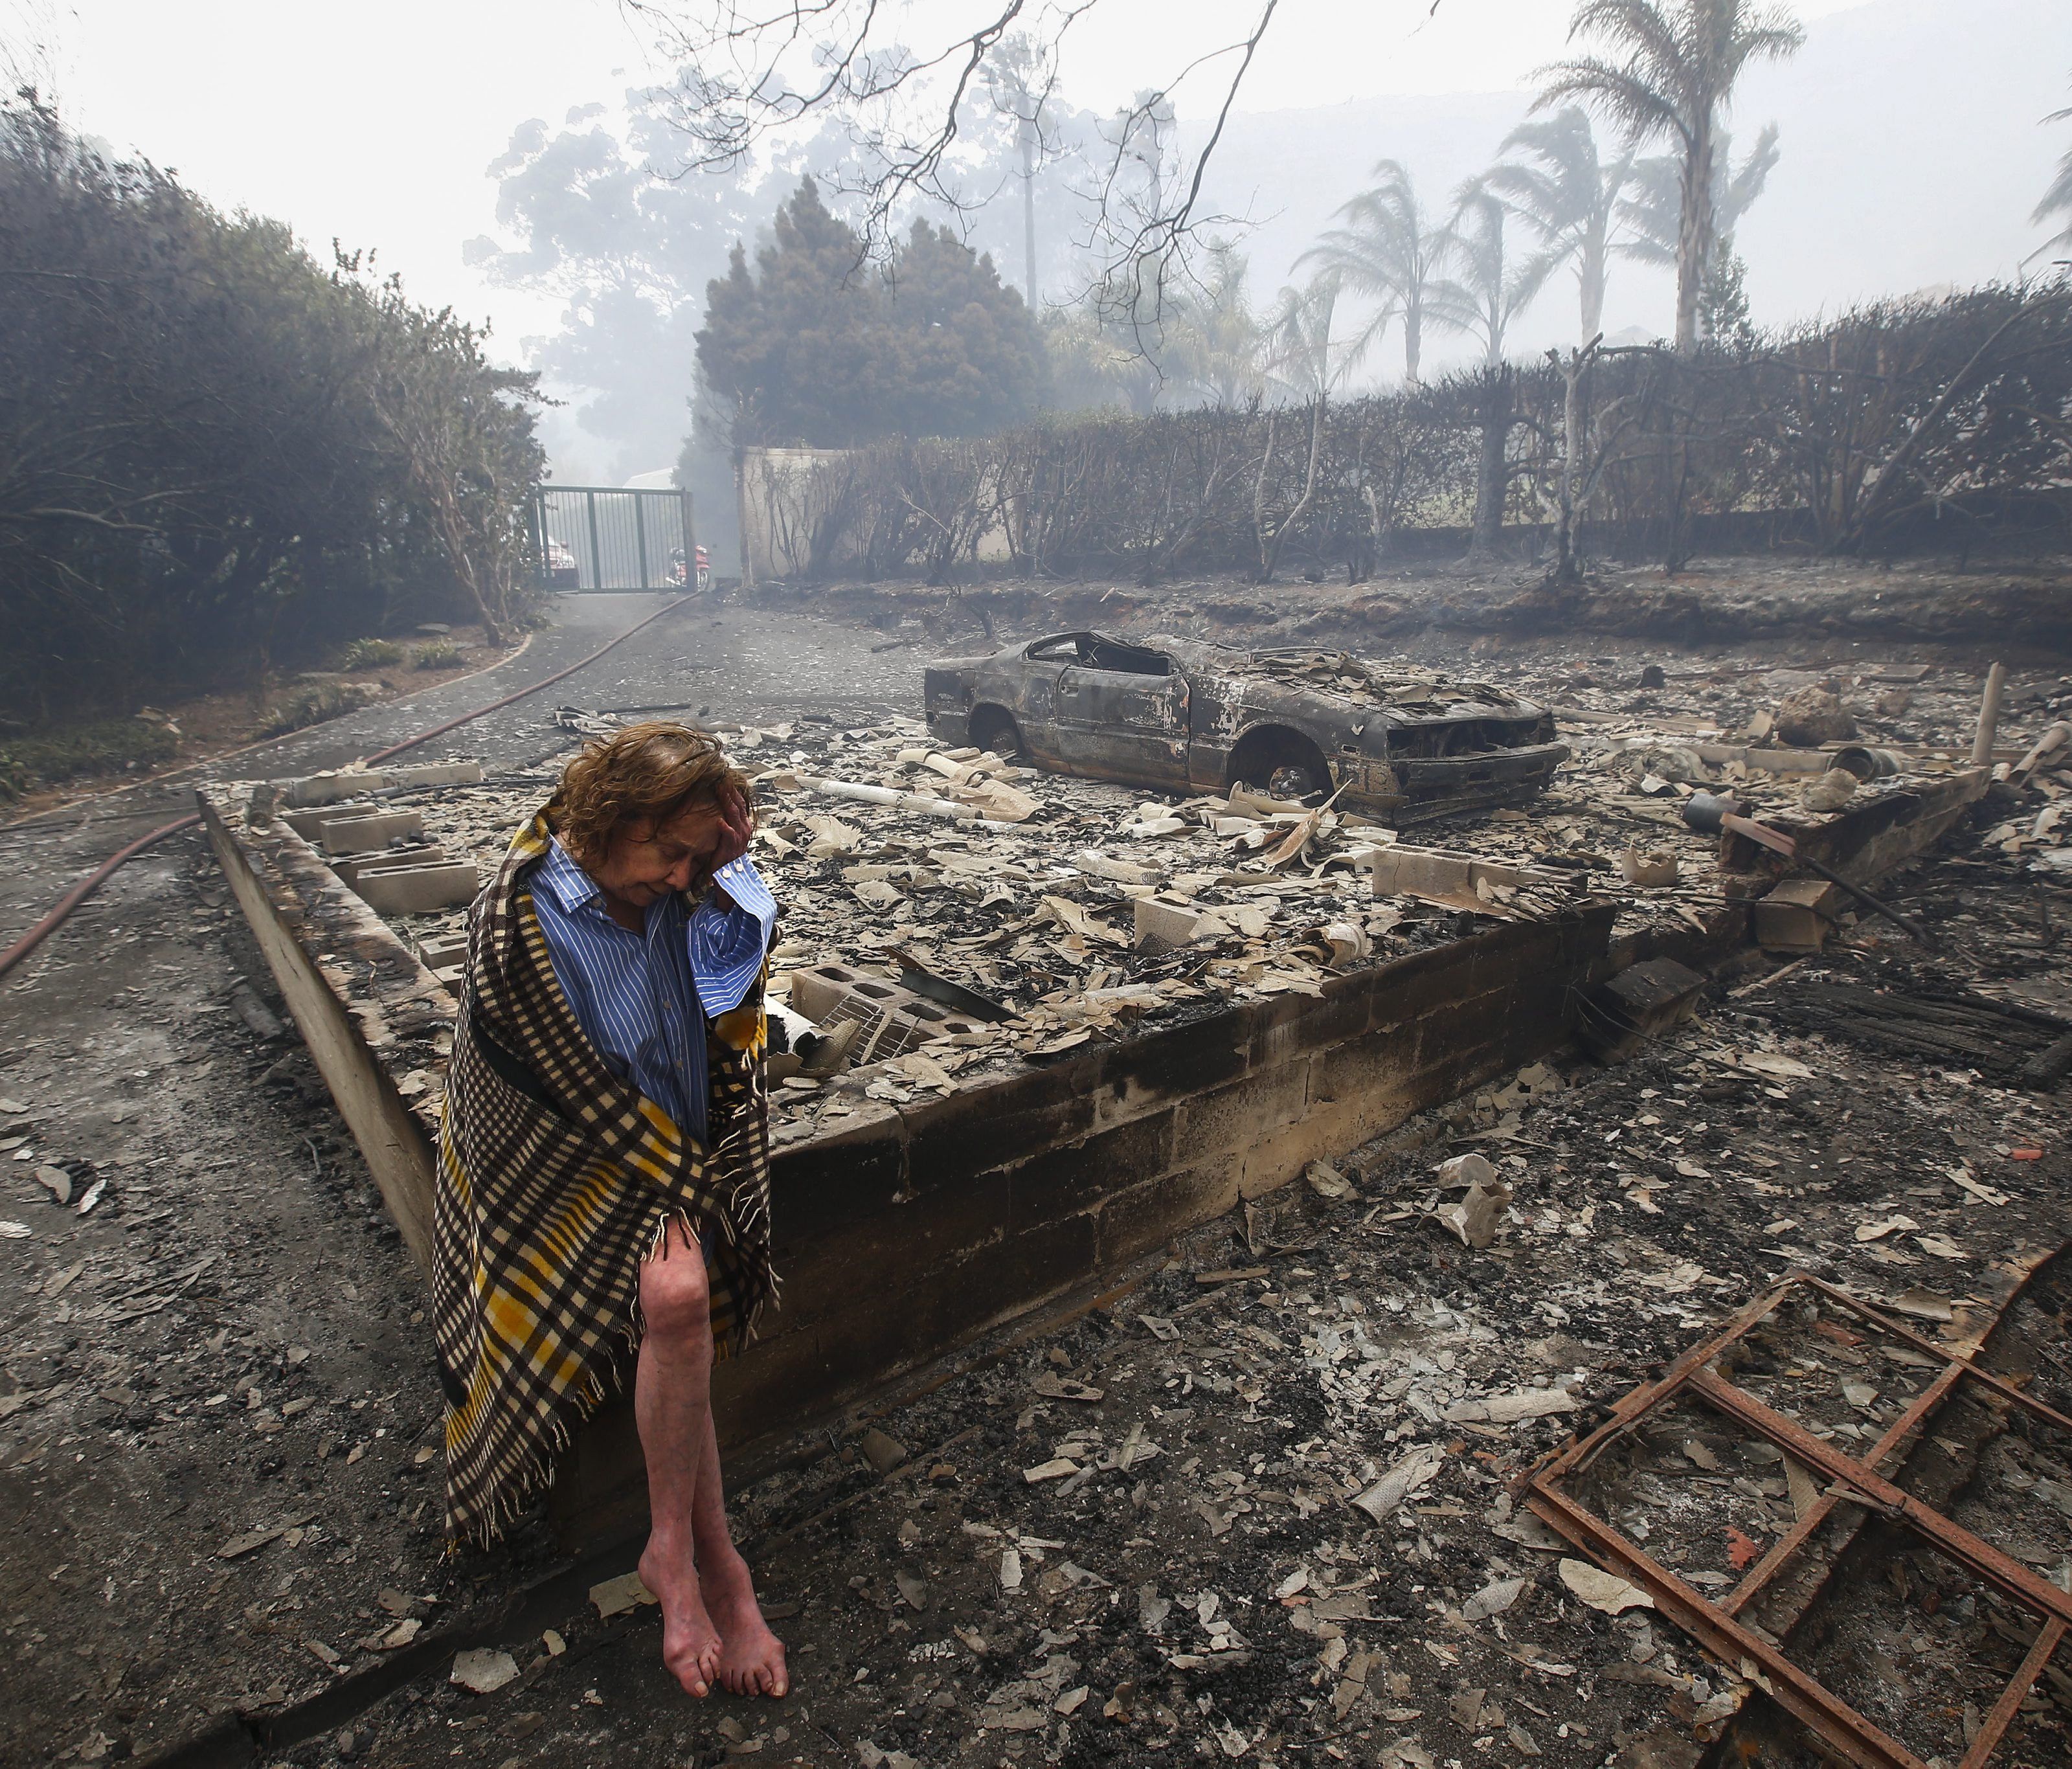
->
(1142, 637), (1547, 721)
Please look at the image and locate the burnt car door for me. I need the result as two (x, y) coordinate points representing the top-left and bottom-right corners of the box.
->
(1003, 633), (1087, 769)
(1051, 635), (1190, 789)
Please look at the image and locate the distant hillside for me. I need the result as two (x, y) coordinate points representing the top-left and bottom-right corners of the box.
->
(1186, 0), (2071, 381)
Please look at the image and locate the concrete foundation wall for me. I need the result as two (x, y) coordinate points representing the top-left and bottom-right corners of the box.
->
(553, 904), (1616, 1533)
(199, 797), (452, 1274)
(198, 765), (1988, 1543)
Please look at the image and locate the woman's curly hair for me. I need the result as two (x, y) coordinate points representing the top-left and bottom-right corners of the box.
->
(551, 721), (752, 866)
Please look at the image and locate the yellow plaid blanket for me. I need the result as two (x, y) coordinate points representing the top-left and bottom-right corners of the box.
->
(433, 807), (772, 1544)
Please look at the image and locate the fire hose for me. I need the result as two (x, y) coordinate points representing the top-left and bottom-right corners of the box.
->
(0, 595), (695, 981)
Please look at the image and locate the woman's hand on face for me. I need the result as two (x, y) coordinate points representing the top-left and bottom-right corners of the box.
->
(710, 785), (754, 874)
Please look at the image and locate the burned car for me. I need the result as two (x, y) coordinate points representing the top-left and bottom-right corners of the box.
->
(924, 631), (1567, 822)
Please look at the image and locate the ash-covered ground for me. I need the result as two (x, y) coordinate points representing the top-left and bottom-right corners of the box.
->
(3, 578), (2070, 1769)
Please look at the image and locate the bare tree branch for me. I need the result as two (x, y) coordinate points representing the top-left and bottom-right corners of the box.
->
(622, 0), (1285, 323)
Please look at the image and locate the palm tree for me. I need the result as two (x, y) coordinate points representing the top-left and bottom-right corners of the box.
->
(1429, 183), (1555, 365)
(1252, 279), (1342, 581)
(1168, 242), (1268, 407)
(1263, 277), (1351, 401)
(2031, 85), (2072, 262)
(1619, 124), (1779, 339)
(1297, 161), (1448, 383)
(1483, 106), (1637, 342)
(1618, 123), (1779, 266)
(1536, 0), (1805, 351)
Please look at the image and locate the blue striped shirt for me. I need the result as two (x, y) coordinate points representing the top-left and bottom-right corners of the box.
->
(530, 839), (776, 1142)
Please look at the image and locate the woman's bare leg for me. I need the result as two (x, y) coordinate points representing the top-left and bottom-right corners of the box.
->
(689, 1399), (788, 1696)
(634, 1221), (721, 1698)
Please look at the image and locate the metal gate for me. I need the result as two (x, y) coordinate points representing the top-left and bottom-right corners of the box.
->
(528, 486), (693, 592)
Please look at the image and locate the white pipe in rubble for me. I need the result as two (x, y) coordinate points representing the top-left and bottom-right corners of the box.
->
(792, 775), (1022, 831)
(1972, 662), (2007, 767)
(2012, 722), (2071, 781)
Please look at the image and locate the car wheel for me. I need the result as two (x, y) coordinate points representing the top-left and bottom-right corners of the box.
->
(1268, 762), (1323, 798)
(968, 708), (1025, 761)
(1231, 728), (1331, 804)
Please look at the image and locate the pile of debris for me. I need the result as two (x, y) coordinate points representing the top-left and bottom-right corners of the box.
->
(278, 653), (2068, 1139)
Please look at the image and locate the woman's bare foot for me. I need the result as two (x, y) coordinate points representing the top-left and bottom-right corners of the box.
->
(639, 1539), (721, 1698)
(701, 1549), (789, 1697)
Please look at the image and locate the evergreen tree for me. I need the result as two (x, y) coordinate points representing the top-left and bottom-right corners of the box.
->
(697, 180), (1044, 446)
(696, 177), (897, 447)
(885, 219), (1046, 437)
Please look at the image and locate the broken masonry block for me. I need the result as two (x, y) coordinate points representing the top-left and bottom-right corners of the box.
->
(286, 768), (387, 807)
(349, 861), (479, 916)
(282, 761), (484, 809)
(1754, 877), (1844, 954)
(416, 931), (470, 968)
(1429, 1152), (1511, 1248)
(281, 805), (363, 840)
(315, 810), (427, 857)
(330, 846), (446, 887)
(1132, 897), (1228, 952)
(1575, 956), (1705, 1064)
(245, 782), (284, 827)
(785, 962), (985, 1058)
(414, 930), (471, 995)
(382, 762), (485, 790)
(1074, 850), (1163, 887)
(1359, 843), (1562, 915)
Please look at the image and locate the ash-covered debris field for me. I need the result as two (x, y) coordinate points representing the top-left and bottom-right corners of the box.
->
(286, 649), (2069, 1141)
(12, 627), (2072, 1769)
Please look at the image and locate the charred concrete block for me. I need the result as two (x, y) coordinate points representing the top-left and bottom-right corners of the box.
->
(1361, 844), (1567, 912)
(901, 1065), (1097, 1196)
(1251, 978), (1372, 1068)
(330, 844), (445, 886)
(1576, 956), (1706, 1063)
(287, 769), (387, 807)
(1241, 1085), (1409, 1197)
(415, 929), (470, 993)
(1132, 896), (1226, 951)
(768, 1106), (908, 1237)
(1096, 1155), (1244, 1267)
(1085, 1015), (1250, 1133)
(350, 859), (478, 916)
(1368, 938), (1489, 1030)
(1004, 1107), (1178, 1230)
(1309, 1019), (1424, 1109)
(718, 1208), (1101, 1439)
(317, 810), (427, 856)
(763, 1171), (1013, 1331)
(901, 1211), (1100, 1358)
(383, 761), (485, 790)
(283, 761), (484, 808)
(1414, 984), (1516, 1058)
(1172, 1062), (1311, 1164)
(787, 962), (988, 1055)
(1755, 877), (1845, 952)
(282, 805), (368, 840)
(416, 930), (469, 968)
